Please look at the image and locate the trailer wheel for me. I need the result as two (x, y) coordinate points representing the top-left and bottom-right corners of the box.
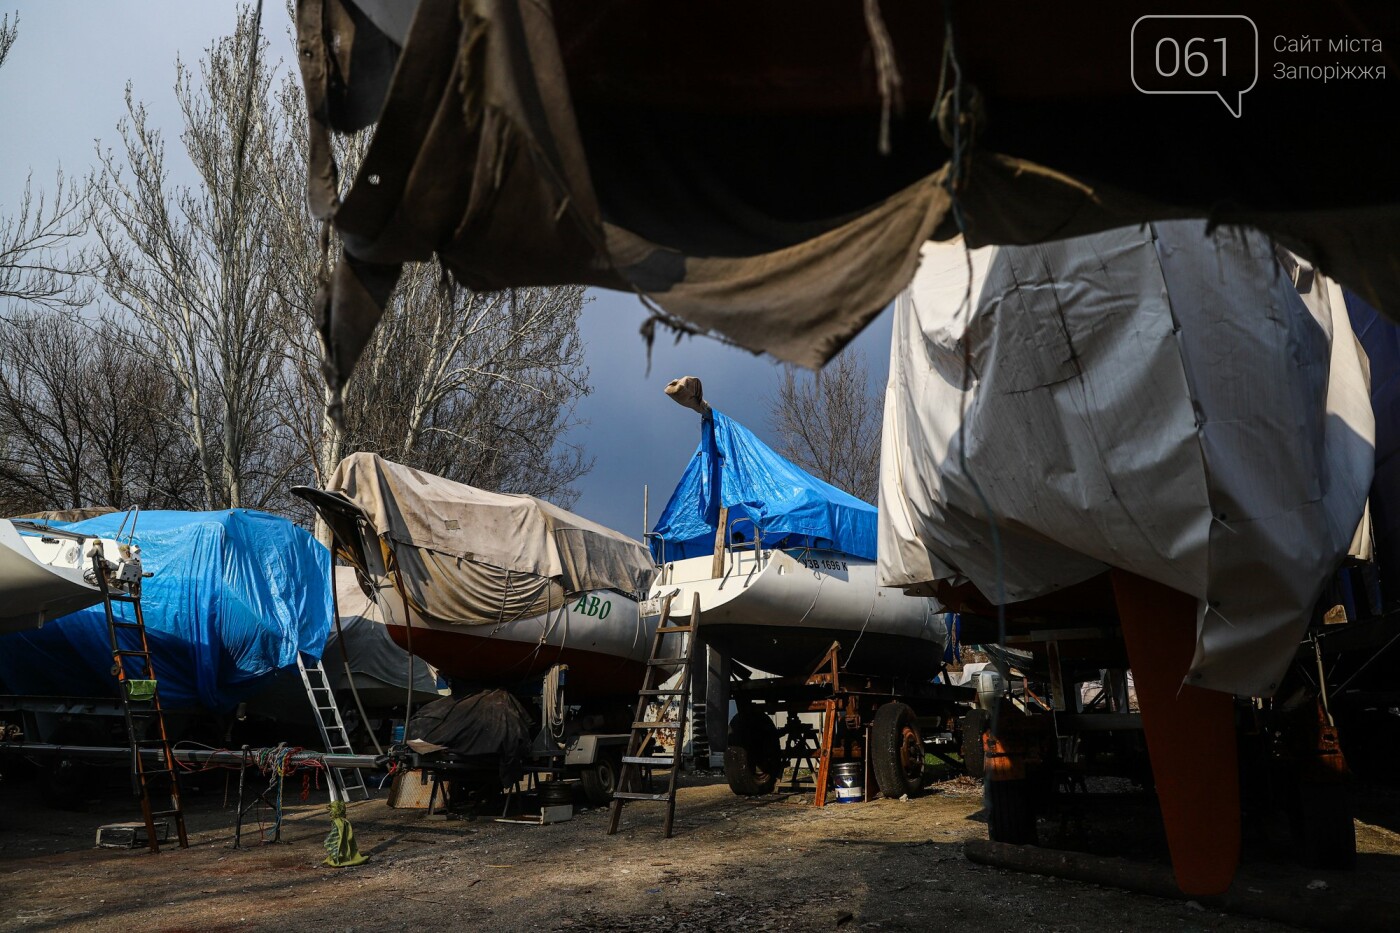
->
(961, 709), (988, 779)
(985, 778), (1037, 845)
(872, 702), (924, 799)
(725, 710), (780, 796)
(579, 751), (622, 807)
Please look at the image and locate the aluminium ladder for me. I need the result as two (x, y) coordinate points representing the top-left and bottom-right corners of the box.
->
(93, 549), (188, 853)
(297, 654), (369, 800)
(607, 590), (696, 838)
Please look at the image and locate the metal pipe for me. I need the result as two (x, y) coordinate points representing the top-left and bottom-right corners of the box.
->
(0, 742), (384, 770)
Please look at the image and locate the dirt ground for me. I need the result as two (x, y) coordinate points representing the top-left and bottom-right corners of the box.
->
(2, 768), (1398, 933)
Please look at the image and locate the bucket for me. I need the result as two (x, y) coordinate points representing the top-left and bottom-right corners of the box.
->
(833, 761), (864, 804)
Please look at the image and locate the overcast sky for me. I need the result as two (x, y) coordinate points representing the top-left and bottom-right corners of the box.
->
(0, 2), (895, 535)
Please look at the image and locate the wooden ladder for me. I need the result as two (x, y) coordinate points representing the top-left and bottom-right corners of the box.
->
(607, 591), (695, 838)
(93, 553), (189, 853)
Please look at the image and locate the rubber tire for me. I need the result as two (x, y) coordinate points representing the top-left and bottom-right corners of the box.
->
(871, 701), (924, 799)
(579, 752), (621, 807)
(724, 710), (781, 796)
(1292, 781), (1357, 870)
(961, 709), (988, 779)
(986, 778), (1038, 845)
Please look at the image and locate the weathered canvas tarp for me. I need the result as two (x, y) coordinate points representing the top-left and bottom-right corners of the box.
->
(652, 409), (879, 562)
(405, 690), (534, 787)
(327, 453), (655, 624)
(878, 222), (1374, 698)
(294, 0), (1400, 406)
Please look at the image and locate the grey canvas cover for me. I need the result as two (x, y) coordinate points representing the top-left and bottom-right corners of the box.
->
(878, 222), (1374, 698)
(294, 0), (1400, 410)
(328, 453), (655, 625)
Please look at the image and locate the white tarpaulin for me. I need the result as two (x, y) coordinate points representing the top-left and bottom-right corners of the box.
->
(878, 222), (1374, 697)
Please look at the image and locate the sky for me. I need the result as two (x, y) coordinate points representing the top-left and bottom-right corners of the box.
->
(0, 2), (896, 536)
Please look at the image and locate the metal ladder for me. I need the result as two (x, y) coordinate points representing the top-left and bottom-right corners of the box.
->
(93, 552), (188, 853)
(607, 591), (695, 838)
(297, 654), (369, 800)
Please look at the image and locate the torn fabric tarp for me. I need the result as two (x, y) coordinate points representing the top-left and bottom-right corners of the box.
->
(294, 0), (1400, 404)
(651, 409), (878, 563)
(878, 222), (1374, 698)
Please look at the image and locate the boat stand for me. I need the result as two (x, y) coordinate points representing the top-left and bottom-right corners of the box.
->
(727, 641), (971, 806)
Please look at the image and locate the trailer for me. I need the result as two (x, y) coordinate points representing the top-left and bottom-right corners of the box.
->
(719, 642), (973, 805)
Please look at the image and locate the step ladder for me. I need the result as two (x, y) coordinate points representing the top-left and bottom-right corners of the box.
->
(92, 549), (188, 854)
(297, 655), (369, 800)
(607, 590), (695, 838)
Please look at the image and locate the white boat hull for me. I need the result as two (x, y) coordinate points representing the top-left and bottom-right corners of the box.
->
(0, 521), (111, 634)
(354, 546), (659, 700)
(652, 548), (947, 677)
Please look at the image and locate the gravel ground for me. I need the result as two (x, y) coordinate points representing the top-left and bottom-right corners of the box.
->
(1, 769), (1397, 932)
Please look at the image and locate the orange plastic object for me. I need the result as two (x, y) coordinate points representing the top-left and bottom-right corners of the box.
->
(1111, 569), (1240, 897)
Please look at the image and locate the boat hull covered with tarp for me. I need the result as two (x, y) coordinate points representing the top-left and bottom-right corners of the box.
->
(243, 566), (445, 727)
(297, 454), (659, 700)
(0, 510), (334, 711)
(651, 407), (946, 677)
(878, 221), (1375, 699)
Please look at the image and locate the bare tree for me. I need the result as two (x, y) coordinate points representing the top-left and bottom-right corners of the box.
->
(89, 7), (292, 511)
(69, 7), (592, 529)
(336, 274), (593, 505)
(0, 172), (93, 317)
(0, 312), (202, 514)
(0, 13), (15, 69)
(767, 348), (883, 503)
(257, 73), (594, 520)
(1, 12), (92, 318)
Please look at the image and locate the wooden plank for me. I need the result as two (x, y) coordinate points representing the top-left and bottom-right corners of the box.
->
(711, 506), (728, 578)
(813, 699), (836, 808)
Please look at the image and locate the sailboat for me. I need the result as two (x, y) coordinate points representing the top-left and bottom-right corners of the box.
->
(0, 519), (119, 634)
(648, 378), (948, 678)
(295, 453), (661, 702)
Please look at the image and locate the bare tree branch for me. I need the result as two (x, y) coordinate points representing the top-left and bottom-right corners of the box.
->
(0, 12), (17, 71)
(766, 348), (883, 504)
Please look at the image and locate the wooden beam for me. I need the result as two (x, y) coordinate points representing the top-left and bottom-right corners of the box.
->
(711, 506), (728, 579)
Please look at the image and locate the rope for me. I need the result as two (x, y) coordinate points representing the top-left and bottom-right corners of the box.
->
(863, 0), (904, 155)
(542, 663), (568, 741)
(934, 0), (1009, 734)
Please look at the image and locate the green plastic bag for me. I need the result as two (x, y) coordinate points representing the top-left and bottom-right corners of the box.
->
(323, 800), (367, 867)
(124, 680), (157, 702)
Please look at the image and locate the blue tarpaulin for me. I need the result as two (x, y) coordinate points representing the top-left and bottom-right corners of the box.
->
(0, 510), (333, 711)
(651, 409), (878, 562)
(1346, 292), (1400, 599)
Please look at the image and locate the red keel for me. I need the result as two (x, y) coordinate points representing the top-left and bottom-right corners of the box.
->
(1112, 570), (1240, 897)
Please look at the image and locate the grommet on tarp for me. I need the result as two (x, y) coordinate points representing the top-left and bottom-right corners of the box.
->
(323, 800), (367, 867)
